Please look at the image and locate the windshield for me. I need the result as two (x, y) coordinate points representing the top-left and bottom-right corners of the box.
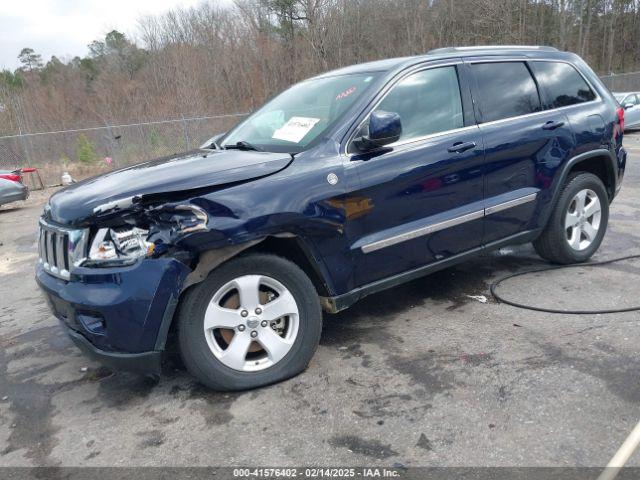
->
(222, 73), (380, 153)
(614, 94), (626, 102)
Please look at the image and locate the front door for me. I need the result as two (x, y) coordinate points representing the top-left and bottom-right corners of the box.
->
(344, 63), (485, 286)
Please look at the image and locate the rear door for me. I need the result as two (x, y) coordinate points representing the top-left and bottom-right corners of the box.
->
(466, 59), (576, 244)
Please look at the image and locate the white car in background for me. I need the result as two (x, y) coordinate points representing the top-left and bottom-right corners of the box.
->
(614, 92), (640, 130)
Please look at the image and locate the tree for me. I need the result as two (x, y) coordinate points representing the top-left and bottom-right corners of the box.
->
(40, 56), (65, 83)
(88, 30), (147, 79)
(78, 57), (99, 84)
(75, 134), (97, 164)
(17, 48), (43, 71)
(0, 70), (24, 90)
(259, 0), (308, 82)
(2, 0), (640, 178)
(88, 40), (107, 59)
(105, 30), (129, 54)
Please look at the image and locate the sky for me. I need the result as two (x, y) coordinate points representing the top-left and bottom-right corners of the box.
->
(0, 0), (207, 70)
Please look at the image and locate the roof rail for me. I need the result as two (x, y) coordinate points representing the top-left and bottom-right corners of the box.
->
(428, 45), (559, 54)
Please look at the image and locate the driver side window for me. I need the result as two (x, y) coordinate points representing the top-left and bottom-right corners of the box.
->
(377, 66), (464, 143)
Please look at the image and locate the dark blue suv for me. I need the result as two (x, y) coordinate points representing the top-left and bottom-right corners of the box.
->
(36, 46), (627, 390)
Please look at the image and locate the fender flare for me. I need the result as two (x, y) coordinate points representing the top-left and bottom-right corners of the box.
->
(153, 233), (335, 350)
(539, 148), (617, 228)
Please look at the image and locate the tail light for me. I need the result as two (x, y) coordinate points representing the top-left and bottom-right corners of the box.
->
(0, 173), (22, 183)
(617, 106), (625, 133)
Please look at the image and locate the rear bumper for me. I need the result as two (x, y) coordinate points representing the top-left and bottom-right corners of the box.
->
(0, 186), (28, 205)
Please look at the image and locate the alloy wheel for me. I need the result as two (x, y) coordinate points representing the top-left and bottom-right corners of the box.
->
(565, 188), (602, 251)
(203, 275), (299, 372)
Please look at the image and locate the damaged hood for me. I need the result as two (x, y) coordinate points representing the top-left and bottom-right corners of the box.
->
(48, 149), (292, 225)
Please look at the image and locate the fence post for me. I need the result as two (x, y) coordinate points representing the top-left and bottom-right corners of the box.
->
(182, 115), (191, 150)
(17, 125), (32, 167)
(105, 122), (118, 168)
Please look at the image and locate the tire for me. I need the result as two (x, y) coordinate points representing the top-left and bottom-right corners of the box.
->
(533, 172), (609, 264)
(177, 253), (322, 391)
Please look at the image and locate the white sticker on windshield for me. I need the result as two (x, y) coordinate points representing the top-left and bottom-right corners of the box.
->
(272, 117), (320, 143)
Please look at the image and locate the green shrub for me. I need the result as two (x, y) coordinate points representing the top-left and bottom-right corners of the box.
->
(149, 128), (164, 150)
(75, 134), (97, 164)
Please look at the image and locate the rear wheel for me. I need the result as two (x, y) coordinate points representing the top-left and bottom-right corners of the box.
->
(178, 253), (322, 390)
(533, 172), (609, 264)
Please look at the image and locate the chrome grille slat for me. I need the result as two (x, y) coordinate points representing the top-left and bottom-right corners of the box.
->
(38, 219), (87, 280)
(38, 228), (45, 264)
(46, 230), (56, 273)
(55, 234), (65, 273)
(43, 230), (51, 267)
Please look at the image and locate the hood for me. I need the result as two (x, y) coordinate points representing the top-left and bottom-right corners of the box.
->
(48, 149), (292, 225)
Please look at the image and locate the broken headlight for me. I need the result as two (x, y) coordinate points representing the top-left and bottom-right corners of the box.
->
(84, 204), (208, 267)
(87, 227), (153, 265)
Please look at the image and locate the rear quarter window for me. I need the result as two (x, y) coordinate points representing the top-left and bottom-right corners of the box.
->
(471, 62), (541, 123)
(530, 61), (596, 109)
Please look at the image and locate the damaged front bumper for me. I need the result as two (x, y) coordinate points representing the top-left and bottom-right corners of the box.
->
(36, 257), (191, 374)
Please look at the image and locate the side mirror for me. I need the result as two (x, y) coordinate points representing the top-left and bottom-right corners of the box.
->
(354, 110), (402, 151)
(624, 103), (634, 110)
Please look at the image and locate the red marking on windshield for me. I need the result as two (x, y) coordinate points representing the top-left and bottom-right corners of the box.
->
(336, 86), (357, 100)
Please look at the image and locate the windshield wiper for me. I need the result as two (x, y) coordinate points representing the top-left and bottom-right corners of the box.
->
(224, 141), (263, 152)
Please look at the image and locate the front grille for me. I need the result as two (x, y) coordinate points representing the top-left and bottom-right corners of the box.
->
(38, 220), (88, 280)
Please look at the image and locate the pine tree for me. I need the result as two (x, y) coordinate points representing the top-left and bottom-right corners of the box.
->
(75, 134), (97, 164)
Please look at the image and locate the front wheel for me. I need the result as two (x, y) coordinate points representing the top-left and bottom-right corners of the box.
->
(533, 172), (609, 264)
(178, 253), (322, 391)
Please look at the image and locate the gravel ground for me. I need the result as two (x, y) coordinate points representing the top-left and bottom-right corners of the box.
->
(0, 134), (639, 468)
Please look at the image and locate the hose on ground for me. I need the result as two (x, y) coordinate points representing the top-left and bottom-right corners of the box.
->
(490, 254), (640, 314)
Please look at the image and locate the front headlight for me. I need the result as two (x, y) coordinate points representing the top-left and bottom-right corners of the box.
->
(84, 204), (208, 267)
(88, 227), (152, 264)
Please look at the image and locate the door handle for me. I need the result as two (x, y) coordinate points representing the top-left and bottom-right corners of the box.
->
(542, 120), (565, 130)
(447, 141), (476, 153)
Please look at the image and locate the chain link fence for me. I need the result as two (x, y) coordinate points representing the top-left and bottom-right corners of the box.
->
(2, 71), (640, 187)
(0, 113), (247, 186)
(599, 71), (640, 93)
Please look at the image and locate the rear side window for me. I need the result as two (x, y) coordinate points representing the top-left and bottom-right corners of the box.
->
(471, 62), (541, 122)
(376, 66), (464, 142)
(530, 61), (596, 109)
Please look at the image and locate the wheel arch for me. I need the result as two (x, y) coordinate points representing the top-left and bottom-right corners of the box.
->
(565, 150), (616, 199)
(539, 148), (617, 230)
(181, 235), (332, 295)
(155, 234), (333, 352)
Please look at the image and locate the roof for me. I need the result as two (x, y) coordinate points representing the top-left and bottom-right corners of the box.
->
(427, 45), (558, 54)
(314, 45), (569, 79)
(313, 57), (413, 78)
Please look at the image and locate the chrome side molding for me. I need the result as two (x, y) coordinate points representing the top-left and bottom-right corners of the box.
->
(362, 210), (484, 254)
(361, 192), (538, 253)
(485, 193), (538, 216)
